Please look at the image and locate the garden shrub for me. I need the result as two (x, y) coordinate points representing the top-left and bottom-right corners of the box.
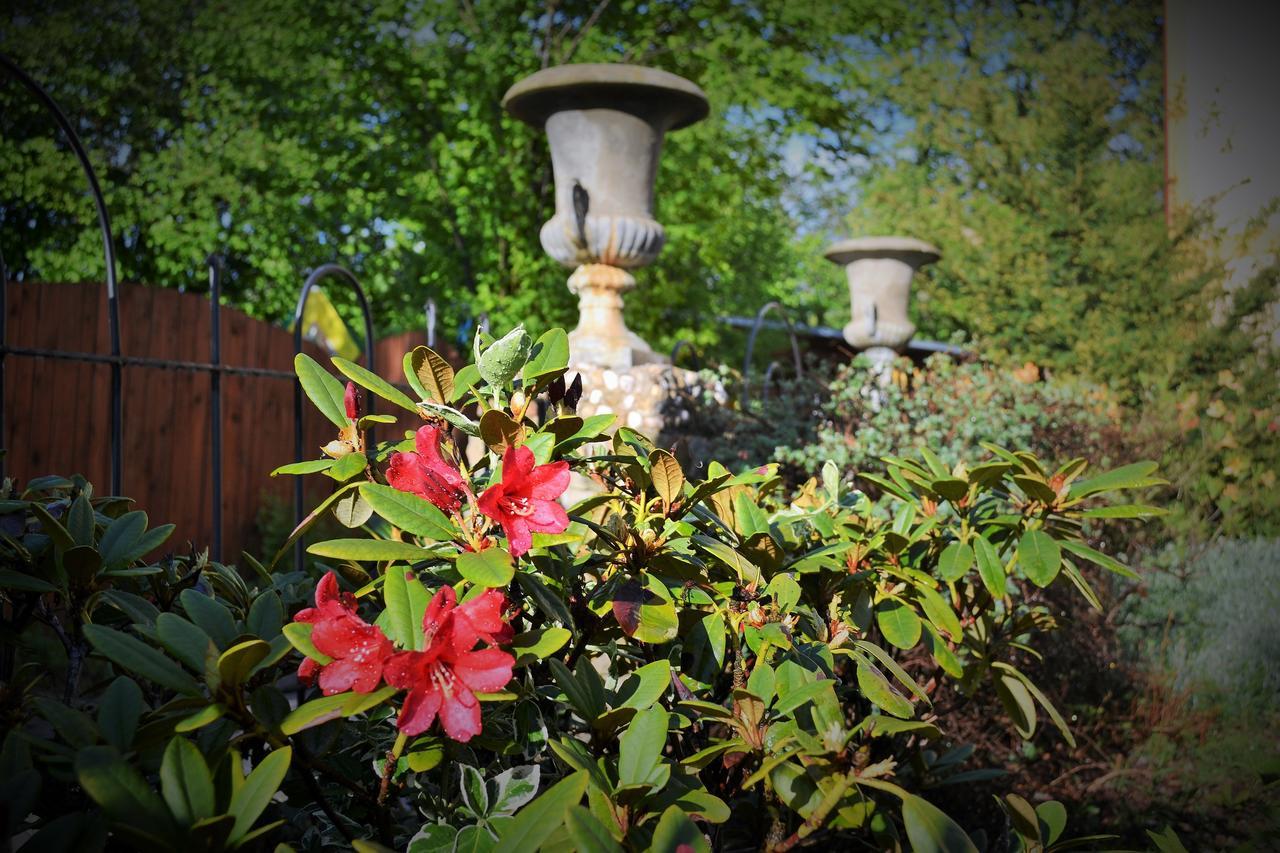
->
(0, 327), (1162, 851)
(676, 354), (1117, 493)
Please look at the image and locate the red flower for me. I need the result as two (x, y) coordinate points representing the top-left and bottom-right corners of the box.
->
(383, 586), (514, 741)
(477, 445), (570, 557)
(293, 571), (393, 695)
(344, 381), (361, 421)
(387, 425), (468, 512)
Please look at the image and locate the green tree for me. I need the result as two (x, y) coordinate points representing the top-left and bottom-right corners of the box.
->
(0, 0), (897, 354)
(837, 0), (1193, 396)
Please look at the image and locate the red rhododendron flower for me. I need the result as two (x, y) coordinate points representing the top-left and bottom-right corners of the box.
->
(477, 445), (570, 557)
(387, 425), (467, 512)
(344, 381), (360, 421)
(293, 571), (393, 695)
(383, 586), (514, 741)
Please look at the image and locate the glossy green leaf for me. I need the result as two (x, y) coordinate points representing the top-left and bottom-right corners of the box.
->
(511, 627), (571, 667)
(97, 676), (144, 750)
(875, 599), (922, 650)
(901, 793), (979, 853)
(295, 353), (349, 428)
(227, 746), (291, 843)
(279, 687), (396, 735)
(456, 548), (514, 588)
(650, 806), (710, 853)
(179, 589), (238, 650)
(83, 624), (202, 696)
(360, 483), (456, 540)
(855, 661), (913, 719)
(1017, 529), (1061, 587)
(936, 541), (973, 582)
(333, 356), (417, 412)
(973, 535), (1006, 597)
(497, 770), (588, 853)
(160, 737), (215, 825)
(306, 538), (430, 562)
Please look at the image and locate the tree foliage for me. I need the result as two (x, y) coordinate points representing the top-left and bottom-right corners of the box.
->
(0, 0), (893, 354)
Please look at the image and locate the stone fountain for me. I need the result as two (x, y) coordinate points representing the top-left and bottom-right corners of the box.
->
(823, 236), (941, 369)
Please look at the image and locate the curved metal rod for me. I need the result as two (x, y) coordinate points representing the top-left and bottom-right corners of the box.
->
(0, 245), (6, 486)
(1, 52), (124, 494)
(207, 255), (224, 561)
(760, 360), (782, 404)
(669, 339), (703, 371)
(291, 263), (376, 571)
(740, 301), (804, 406)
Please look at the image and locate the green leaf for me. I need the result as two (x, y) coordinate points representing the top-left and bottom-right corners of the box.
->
(855, 661), (914, 719)
(382, 564), (430, 650)
(936, 542), (973, 582)
(333, 356), (417, 412)
(1078, 503), (1167, 518)
(914, 585), (962, 640)
(1067, 461), (1163, 498)
(410, 346), (455, 404)
(175, 704), (228, 733)
(511, 627), (571, 666)
(76, 746), (175, 841)
(875, 599), (921, 650)
(282, 622), (332, 664)
(329, 452), (369, 484)
(279, 687), (396, 735)
(1017, 529), (1062, 587)
(973, 535), (1006, 597)
(459, 765), (489, 818)
(615, 660), (671, 711)
(522, 328), (569, 382)
(408, 825), (459, 853)
(306, 539), (430, 562)
(83, 624), (202, 696)
(247, 592), (284, 639)
(33, 697), (99, 748)
(1059, 540), (1139, 580)
(97, 676), (144, 750)
(0, 569), (57, 593)
(155, 613), (216, 673)
(650, 806), (710, 853)
(994, 672), (1037, 739)
(270, 459), (334, 477)
(618, 707), (668, 788)
(295, 353), (349, 428)
(456, 548), (514, 588)
(497, 770), (588, 853)
(179, 589), (238, 650)
(491, 765), (540, 816)
(217, 640), (272, 687)
(564, 806), (623, 853)
(160, 737), (215, 826)
(67, 493), (95, 546)
(227, 746), (291, 843)
(901, 793), (979, 853)
(360, 483), (457, 541)
(549, 659), (605, 721)
(99, 511), (148, 569)
(1037, 800), (1068, 844)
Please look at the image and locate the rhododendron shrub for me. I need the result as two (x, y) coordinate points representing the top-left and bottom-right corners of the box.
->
(1, 325), (1162, 851)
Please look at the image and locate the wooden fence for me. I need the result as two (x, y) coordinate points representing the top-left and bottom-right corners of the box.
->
(4, 281), (441, 560)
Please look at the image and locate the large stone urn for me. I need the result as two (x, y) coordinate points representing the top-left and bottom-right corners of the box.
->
(823, 236), (941, 365)
(503, 63), (709, 368)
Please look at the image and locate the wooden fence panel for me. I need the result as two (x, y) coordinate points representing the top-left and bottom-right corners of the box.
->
(3, 281), (426, 561)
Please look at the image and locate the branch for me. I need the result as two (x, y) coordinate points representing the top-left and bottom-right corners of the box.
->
(560, 0), (611, 64)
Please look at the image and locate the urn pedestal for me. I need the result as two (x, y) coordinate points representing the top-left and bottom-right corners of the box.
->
(503, 63), (709, 369)
(824, 236), (941, 368)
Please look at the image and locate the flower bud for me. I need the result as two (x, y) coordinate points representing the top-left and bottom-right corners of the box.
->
(344, 381), (361, 421)
(322, 439), (353, 459)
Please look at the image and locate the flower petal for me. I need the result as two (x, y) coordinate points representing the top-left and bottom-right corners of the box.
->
(477, 483), (505, 523)
(397, 685), (443, 736)
(383, 650), (427, 689)
(525, 498), (569, 534)
(502, 445), (536, 491)
(318, 658), (366, 695)
(438, 684), (482, 742)
(453, 648), (514, 693)
(504, 517), (533, 558)
(527, 460), (570, 501)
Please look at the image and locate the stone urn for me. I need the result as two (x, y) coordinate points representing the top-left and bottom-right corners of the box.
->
(503, 63), (709, 368)
(823, 236), (941, 363)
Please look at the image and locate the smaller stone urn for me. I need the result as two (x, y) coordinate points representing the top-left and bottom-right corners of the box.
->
(503, 63), (708, 368)
(823, 236), (941, 364)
